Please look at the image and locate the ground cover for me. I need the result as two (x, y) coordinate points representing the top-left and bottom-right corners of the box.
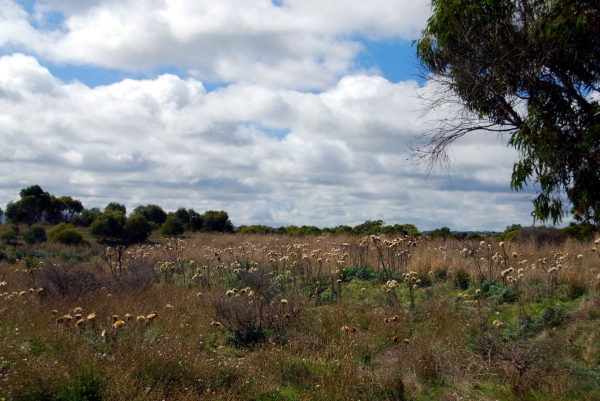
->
(0, 233), (599, 400)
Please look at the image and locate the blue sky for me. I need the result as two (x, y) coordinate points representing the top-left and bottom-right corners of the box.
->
(0, 0), (539, 231)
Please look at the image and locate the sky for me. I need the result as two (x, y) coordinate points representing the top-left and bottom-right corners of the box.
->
(0, 0), (542, 231)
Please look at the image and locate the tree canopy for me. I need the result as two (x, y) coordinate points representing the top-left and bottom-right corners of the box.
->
(89, 210), (152, 244)
(415, 0), (600, 224)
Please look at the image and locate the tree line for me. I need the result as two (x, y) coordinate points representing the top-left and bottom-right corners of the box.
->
(0, 185), (233, 246)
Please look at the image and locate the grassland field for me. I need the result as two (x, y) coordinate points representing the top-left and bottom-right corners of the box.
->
(0, 225), (599, 400)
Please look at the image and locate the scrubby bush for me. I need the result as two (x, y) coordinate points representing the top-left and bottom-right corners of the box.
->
(1, 226), (19, 246)
(22, 224), (47, 244)
(454, 268), (471, 290)
(518, 227), (564, 246)
(48, 223), (84, 245)
(90, 211), (152, 243)
(561, 221), (598, 241)
(123, 214), (153, 243)
(212, 266), (304, 347)
(161, 214), (185, 237)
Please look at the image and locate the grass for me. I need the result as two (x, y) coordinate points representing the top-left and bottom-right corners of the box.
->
(0, 232), (599, 399)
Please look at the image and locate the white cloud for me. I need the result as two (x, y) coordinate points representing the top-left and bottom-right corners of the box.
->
(1, 0), (430, 89)
(0, 53), (535, 230)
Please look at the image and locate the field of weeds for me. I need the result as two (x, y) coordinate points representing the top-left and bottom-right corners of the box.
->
(1, 232), (600, 400)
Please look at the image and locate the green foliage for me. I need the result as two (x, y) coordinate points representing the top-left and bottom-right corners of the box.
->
(1, 226), (19, 246)
(160, 214), (185, 237)
(416, 0), (600, 224)
(90, 210), (152, 244)
(201, 210), (234, 233)
(561, 221), (598, 241)
(5, 185), (84, 227)
(123, 214), (153, 243)
(131, 204), (167, 225)
(22, 224), (47, 244)
(89, 211), (127, 242)
(453, 268), (471, 290)
(566, 278), (588, 300)
(236, 225), (286, 235)
(466, 232), (484, 241)
(429, 226), (453, 239)
(48, 223), (84, 245)
(30, 373), (103, 401)
(496, 224), (522, 242)
(73, 207), (101, 227)
(104, 202), (126, 215)
(342, 266), (377, 282)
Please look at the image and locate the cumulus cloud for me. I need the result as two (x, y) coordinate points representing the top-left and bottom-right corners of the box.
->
(0, 53), (534, 230)
(1, 0), (430, 89)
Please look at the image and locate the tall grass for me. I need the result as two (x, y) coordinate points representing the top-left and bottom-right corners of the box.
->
(0, 232), (599, 399)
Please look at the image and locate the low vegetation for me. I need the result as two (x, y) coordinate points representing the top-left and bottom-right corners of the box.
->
(0, 227), (599, 400)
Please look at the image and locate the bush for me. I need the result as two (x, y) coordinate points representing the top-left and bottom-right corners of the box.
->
(89, 210), (126, 242)
(454, 268), (471, 290)
(566, 278), (588, 300)
(161, 214), (185, 237)
(48, 223), (84, 245)
(22, 224), (47, 244)
(561, 222), (598, 241)
(517, 227), (565, 246)
(123, 214), (153, 243)
(343, 266), (377, 282)
(1, 227), (19, 245)
(212, 266), (304, 347)
(39, 261), (101, 299)
(433, 266), (449, 281)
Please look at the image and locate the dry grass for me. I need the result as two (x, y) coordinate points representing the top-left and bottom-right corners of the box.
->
(0, 232), (599, 400)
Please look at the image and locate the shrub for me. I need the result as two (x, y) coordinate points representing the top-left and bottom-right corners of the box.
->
(517, 227), (565, 246)
(454, 268), (471, 290)
(161, 214), (185, 237)
(48, 223), (84, 245)
(39, 261), (101, 299)
(212, 266), (305, 347)
(566, 278), (588, 300)
(123, 214), (153, 243)
(343, 266), (377, 282)
(89, 210), (126, 242)
(1, 227), (19, 246)
(433, 266), (449, 281)
(22, 224), (47, 244)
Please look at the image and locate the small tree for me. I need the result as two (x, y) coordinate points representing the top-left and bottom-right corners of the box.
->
(73, 207), (101, 227)
(89, 211), (126, 242)
(202, 210), (234, 233)
(123, 214), (153, 243)
(131, 204), (167, 226)
(161, 214), (185, 237)
(105, 202), (127, 216)
(89, 210), (153, 244)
